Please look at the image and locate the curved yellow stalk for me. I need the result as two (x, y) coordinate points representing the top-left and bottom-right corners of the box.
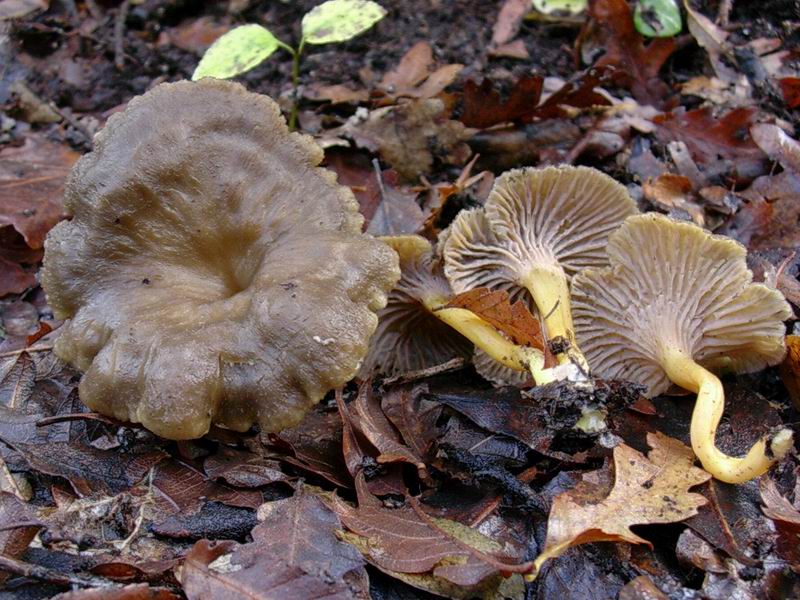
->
(521, 264), (590, 375)
(423, 300), (554, 385)
(661, 347), (794, 483)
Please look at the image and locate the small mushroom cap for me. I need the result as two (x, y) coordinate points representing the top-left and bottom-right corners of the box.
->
(572, 213), (792, 396)
(444, 165), (638, 293)
(41, 80), (399, 439)
(359, 235), (472, 376)
(472, 348), (532, 387)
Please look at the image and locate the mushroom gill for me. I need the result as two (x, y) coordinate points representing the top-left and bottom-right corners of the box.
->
(572, 213), (793, 483)
(41, 79), (400, 440)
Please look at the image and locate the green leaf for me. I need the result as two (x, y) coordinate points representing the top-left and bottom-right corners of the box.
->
(634, 0), (682, 38)
(531, 0), (587, 15)
(192, 24), (284, 81)
(301, 0), (387, 46)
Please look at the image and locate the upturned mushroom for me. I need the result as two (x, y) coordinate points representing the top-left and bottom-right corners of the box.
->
(41, 80), (400, 440)
(572, 213), (793, 483)
(361, 234), (549, 382)
(443, 166), (638, 376)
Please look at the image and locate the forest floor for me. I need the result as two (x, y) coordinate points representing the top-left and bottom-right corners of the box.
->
(1, 1), (800, 599)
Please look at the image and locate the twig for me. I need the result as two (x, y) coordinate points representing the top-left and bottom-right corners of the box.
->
(0, 554), (117, 588)
(717, 0), (733, 28)
(381, 357), (467, 386)
(113, 0), (130, 70)
(36, 412), (124, 428)
(0, 344), (53, 358)
(0, 520), (44, 532)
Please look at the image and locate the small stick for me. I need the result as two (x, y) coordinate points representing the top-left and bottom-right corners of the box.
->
(717, 0), (733, 28)
(113, 0), (130, 70)
(0, 345), (54, 358)
(0, 554), (116, 588)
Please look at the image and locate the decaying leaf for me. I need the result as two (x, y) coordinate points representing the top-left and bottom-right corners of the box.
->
(180, 486), (370, 599)
(642, 173), (705, 225)
(0, 133), (78, 249)
(445, 287), (546, 351)
(654, 107), (767, 182)
(760, 477), (800, 571)
(531, 432), (710, 576)
(582, 0), (676, 104)
(780, 335), (800, 410)
(344, 99), (471, 180)
(333, 474), (525, 599)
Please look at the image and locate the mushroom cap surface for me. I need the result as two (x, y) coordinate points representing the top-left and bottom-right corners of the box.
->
(443, 165), (638, 293)
(472, 348), (532, 386)
(41, 80), (400, 439)
(360, 235), (471, 376)
(572, 213), (792, 396)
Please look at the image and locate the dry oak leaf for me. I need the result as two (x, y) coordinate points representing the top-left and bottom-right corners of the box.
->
(445, 287), (545, 351)
(0, 134), (78, 249)
(531, 432), (710, 576)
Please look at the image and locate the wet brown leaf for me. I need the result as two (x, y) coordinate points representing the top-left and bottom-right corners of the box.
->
(365, 169), (425, 236)
(779, 77), (800, 108)
(180, 486), (369, 599)
(780, 335), (800, 409)
(583, 0), (676, 105)
(51, 584), (180, 600)
(760, 477), (800, 571)
(5, 440), (166, 497)
(204, 447), (288, 488)
(531, 433), (710, 576)
(654, 107), (767, 182)
(0, 134), (79, 249)
(642, 173), (705, 225)
(333, 474), (524, 596)
(157, 17), (230, 54)
(445, 287), (545, 351)
(0, 491), (40, 583)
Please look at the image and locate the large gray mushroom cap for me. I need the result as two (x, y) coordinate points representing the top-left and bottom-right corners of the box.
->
(41, 79), (400, 440)
(572, 213), (791, 396)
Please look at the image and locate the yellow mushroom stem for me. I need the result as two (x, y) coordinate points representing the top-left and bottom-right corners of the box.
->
(422, 299), (554, 385)
(661, 347), (794, 484)
(520, 264), (590, 375)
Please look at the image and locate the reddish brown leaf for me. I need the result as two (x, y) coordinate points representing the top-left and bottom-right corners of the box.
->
(461, 76), (544, 128)
(642, 173), (705, 225)
(381, 384), (443, 462)
(333, 474), (521, 589)
(5, 440), (166, 497)
(491, 0), (530, 46)
(152, 459), (262, 514)
(0, 492), (40, 583)
(157, 16), (230, 54)
(779, 77), (800, 108)
(760, 477), (800, 571)
(377, 42), (463, 102)
(583, 0), (675, 105)
(180, 486), (369, 600)
(0, 134), (79, 249)
(51, 584), (180, 600)
(446, 287), (545, 351)
(203, 447), (289, 488)
(780, 335), (800, 409)
(654, 107), (768, 182)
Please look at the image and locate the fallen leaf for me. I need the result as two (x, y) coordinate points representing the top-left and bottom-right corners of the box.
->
(583, 0), (676, 104)
(760, 477), (800, 571)
(445, 287), (545, 351)
(491, 0), (530, 47)
(779, 77), (800, 108)
(204, 447), (289, 488)
(531, 432), (710, 576)
(654, 107), (768, 182)
(642, 173), (705, 225)
(51, 584), (180, 600)
(751, 123), (800, 173)
(381, 384), (443, 463)
(780, 335), (800, 409)
(305, 83), (369, 105)
(333, 473), (525, 597)
(365, 169), (425, 236)
(683, 1), (744, 88)
(0, 0), (47, 20)
(180, 486), (370, 599)
(4, 440), (166, 497)
(151, 459), (262, 515)
(151, 501), (258, 540)
(0, 134), (79, 249)
(0, 491), (40, 583)
(157, 17), (230, 54)
(345, 99), (471, 180)
(377, 41), (463, 102)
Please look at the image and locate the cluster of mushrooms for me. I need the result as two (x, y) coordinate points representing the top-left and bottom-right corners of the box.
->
(42, 80), (793, 484)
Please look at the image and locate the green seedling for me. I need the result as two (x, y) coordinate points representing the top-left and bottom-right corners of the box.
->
(634, 0), (682, 37)
(192, 0), (386, 128)
(531, 0), (587, 15)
